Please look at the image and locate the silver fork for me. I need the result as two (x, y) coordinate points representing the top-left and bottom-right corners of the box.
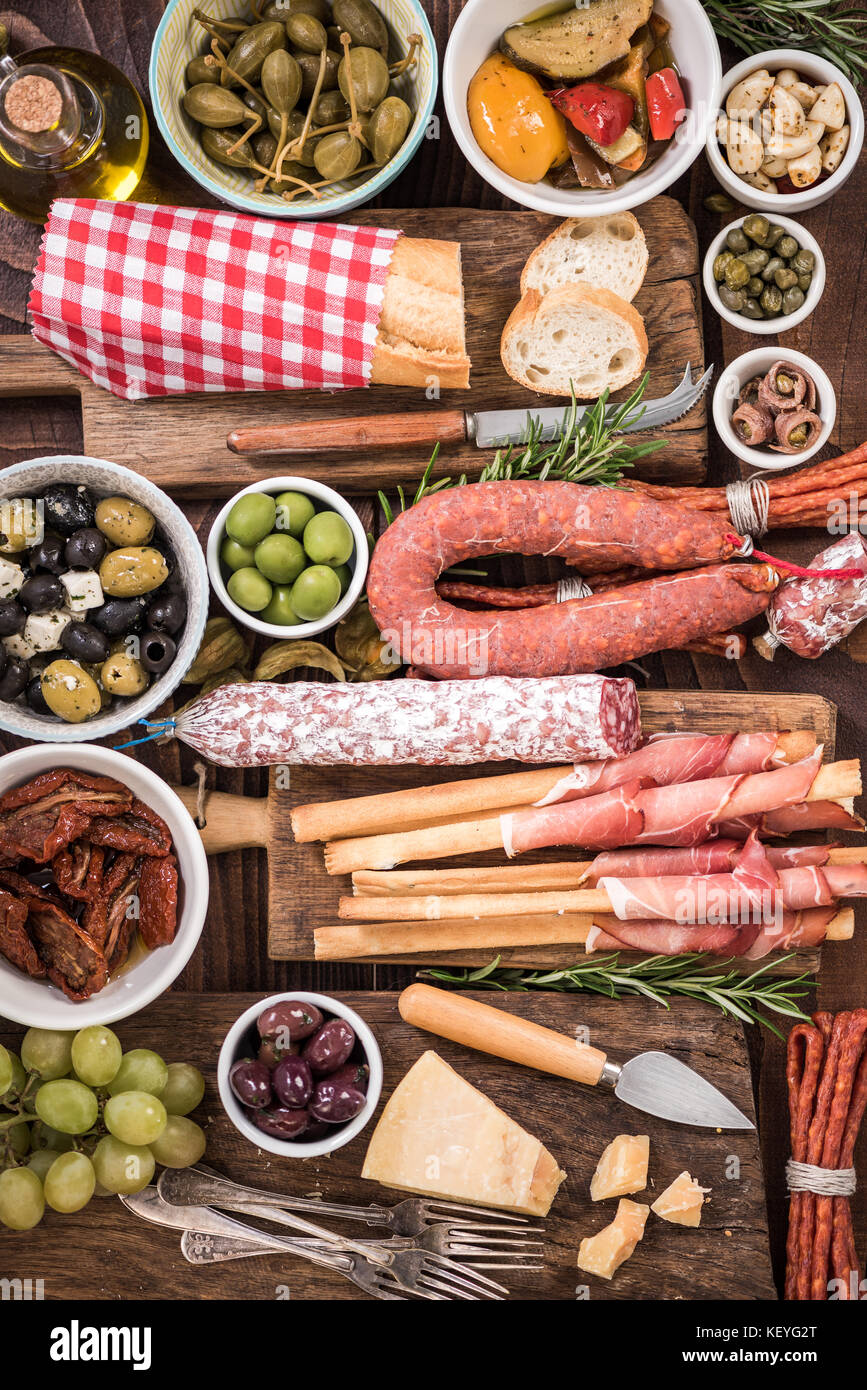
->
(153, 1176), (508, 1300)
(181, 1219), (544, 1273)
(162, 1165), (541, 1237)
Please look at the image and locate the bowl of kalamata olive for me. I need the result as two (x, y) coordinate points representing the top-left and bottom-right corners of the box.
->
(0, 456), (208, 741)
(218, 993), (383, 1158)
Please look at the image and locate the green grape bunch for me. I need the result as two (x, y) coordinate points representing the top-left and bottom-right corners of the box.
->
(0, 1029), (206, 1232)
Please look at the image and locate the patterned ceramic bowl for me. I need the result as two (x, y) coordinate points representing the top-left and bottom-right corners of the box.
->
(149, 0), (437, 219)
(0, 456), (209, 743)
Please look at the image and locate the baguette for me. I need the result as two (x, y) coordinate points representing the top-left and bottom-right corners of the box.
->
(500, 284), (648, 397)
(520, 213), (648, 302)
(371, 236), (471, 389)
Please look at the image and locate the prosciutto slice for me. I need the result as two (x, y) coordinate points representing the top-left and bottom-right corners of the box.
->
(587, 905), (837, 958)
(599, 862), (867, 923)
(506, 748), (825, 856)
(534, 731), (783, 806)
(587, 840), (832, 882)
(721, 801), (866, 837)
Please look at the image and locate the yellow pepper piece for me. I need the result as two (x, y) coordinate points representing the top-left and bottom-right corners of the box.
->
(468, 53), (569, 184)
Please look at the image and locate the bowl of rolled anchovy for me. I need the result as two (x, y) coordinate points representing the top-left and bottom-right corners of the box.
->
(150, 0), (437, 218)
(713, 347), (836, 471)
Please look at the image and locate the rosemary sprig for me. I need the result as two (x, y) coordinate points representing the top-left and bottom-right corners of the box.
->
(421, 952), (815, 1039)
(378, 376), (665, 525)
(702, 1), (867, 88)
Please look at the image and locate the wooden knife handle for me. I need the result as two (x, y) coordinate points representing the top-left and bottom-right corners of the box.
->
(227, 410), (468, 456)
(398, 983), (608, 1087)
(171, 785), (269, 854)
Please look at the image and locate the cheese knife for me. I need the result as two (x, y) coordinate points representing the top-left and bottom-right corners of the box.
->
(399, 984), (754, 1130)
(227, 363), (713, 457)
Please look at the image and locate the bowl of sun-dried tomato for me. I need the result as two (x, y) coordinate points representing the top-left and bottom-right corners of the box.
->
(0, 742), (208, 1027)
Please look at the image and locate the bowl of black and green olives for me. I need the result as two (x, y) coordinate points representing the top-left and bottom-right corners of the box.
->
(150, 0), (437, 218)
(703, 213), (825, 334)
(0, 458), (208, 741)
(208, 475), (368, 637)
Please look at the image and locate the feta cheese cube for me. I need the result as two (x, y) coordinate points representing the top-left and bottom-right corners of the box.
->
(60, 570), (103, 614)
(3, 631), (36, 661)
(23, 608), (72, 653)
(0, 556), (24, 601)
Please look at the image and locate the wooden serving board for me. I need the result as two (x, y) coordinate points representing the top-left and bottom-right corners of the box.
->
(0, 991), (775, 1302)
(0, 200), (706, 493)
(170, 689), (837, 968)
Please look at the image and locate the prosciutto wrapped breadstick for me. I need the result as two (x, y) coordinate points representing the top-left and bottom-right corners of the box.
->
(313, 907), (854, 961)
(325, 749), (859, 874)
(292, 730), (814, 843)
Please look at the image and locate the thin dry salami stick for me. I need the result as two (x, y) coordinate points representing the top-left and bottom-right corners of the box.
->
(785, 1023), (825, 1300)
(811, 1012), (867, 1299)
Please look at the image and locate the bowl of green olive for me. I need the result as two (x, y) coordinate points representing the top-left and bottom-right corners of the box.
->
(703, 213), (825, 334)
(207, 476), (368, 638)
(0, 458), (209, 743)
(149, 0), (437, 218)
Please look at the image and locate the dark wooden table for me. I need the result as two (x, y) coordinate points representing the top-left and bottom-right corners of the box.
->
(1, 0), (866, 1297)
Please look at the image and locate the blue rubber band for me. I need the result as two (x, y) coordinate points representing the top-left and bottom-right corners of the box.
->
(116, 718), (177, 749)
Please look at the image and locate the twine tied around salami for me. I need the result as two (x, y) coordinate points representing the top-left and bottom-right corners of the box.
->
(28, 199), (401, 400)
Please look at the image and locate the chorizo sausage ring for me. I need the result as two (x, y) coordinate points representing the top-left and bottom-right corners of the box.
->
(367, 481), (778, 678)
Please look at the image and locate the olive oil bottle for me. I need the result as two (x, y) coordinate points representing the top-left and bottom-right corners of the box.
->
(0, 45), (148, 223)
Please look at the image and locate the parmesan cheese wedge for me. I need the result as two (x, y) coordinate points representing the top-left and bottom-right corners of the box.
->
(361, 1051), (566, 1217)
(577, 1198), (649, 1280)
(651, 1171), (710, 1227)
(589, 1133), (649, 1201)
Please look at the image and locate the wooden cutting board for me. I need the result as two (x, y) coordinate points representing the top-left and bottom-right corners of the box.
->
(0, 199), (706, 494)
(0, 990), (776, 1302)
(173, 689), (837, 969)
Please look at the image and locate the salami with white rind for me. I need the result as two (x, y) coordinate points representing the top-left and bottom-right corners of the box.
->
(171, 676), (641, 768)
(760, 532), (867, 659)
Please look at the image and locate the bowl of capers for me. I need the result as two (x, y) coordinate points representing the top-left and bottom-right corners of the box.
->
(149, 0), (437, 218)
(0, 457), (208, 742)
(703, 213), (825, 334)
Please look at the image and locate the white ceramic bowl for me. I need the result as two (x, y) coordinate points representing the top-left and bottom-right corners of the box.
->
(443, 0), (721, 216)
(703, 214), (825, 335)
(706, 49), (864, 213)
(218, 992), (383, 1159)
(0, 456), (209, 743)
(150, 0), (437, 219)
(0, 744), (208, 1028)
(713, 347), (835, 471)
(207, 476), (368, 640)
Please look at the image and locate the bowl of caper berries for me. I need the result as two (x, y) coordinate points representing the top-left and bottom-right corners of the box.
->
(150, 0), (437, 218)
(703, 212), (825, 334)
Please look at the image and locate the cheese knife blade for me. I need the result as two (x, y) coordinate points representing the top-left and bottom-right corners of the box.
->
(399, 984), (754, 1131)
(470, 362), (714, 448)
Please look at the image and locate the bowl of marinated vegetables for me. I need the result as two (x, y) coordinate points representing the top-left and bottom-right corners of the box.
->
(218, 992), (382, 1157)
(713, 348), (835, 471)
(150, 0), (436, 218)
(707, 50), (863, 213)
(703, 213), (825, 334)
(207, 475), (367, 638)
(0, 457), (208, 742)
(444, 0), (720, 216)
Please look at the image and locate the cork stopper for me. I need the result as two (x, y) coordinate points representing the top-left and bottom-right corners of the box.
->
(3, 72), (63, 133)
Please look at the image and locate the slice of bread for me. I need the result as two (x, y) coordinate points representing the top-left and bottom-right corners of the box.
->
(520, 213), (648, 302)
(500, 285), (648, 398)
(371, 237), (471, 389)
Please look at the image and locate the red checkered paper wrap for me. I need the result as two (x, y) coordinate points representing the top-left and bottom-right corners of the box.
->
(28, 199), (401, 401)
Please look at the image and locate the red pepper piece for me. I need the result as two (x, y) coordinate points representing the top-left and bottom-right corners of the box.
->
(645, 67), (686, 142)
(549, 82), (634, 147)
